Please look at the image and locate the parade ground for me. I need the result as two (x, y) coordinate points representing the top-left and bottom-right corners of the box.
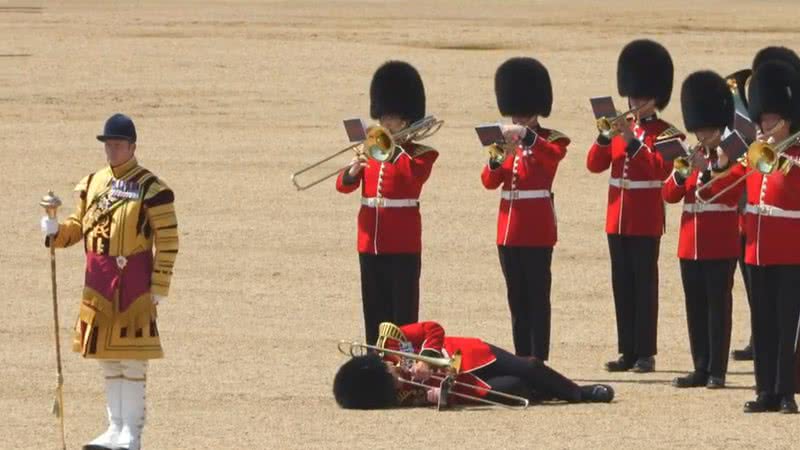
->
(2, 1), (799, 448)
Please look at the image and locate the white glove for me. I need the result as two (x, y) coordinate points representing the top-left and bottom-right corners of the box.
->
(40, 216), (59, 236)
(152, 294), (166, 306)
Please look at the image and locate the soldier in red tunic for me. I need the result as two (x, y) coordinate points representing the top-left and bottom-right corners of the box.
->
(333, 321), (614, 409)
(699, 60), (800, 413)
(586, 39), (684, 373)
(663, 71), (738, 389)
(336, 61), (438, 345)
(732, 46), (800, 361)
(480, 57), (569, 360)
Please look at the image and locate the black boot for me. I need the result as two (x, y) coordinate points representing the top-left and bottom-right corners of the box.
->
(672, 371), (708, 388)
(605, 355), (635, 372)
(743, 393), (780, 413)
(706, 376), (726, 389)
(83, 446), (113, 450)
(731, 342), (754, 361)
(779, 396), (798, 414)
(630, 356), (655, 373)
(580, 384), (615, 403)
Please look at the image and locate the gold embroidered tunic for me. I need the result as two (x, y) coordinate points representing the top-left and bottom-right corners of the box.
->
(50, 157), (178, 359)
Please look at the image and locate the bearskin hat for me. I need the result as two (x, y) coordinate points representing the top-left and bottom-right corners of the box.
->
(753, 46), (800, 72)
(333, 355), (397, 410)
(370, 61), (425, 124)
(747, 60), (800, 131)
(494, 57), (553, 117)
(617, 39), (674, 110)
(680, 70), (734, 132)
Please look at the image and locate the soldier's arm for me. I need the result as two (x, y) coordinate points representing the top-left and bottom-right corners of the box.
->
(144, 179), (179, 297)
(47, 176), (89, 248)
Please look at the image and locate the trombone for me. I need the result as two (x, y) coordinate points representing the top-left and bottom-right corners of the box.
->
(337, 340), (462, 373)
(290, 116), (444, 191)
(696, 128), (800, 204)
(596, 100), (654, 138)
(337, 340), (529, 410)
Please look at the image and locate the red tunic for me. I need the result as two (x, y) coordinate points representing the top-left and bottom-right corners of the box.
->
(382, 321), (497, 400)
(699, 145), (800, 265)
(481, 128), (568, 247)
(662, 168), (741, 260)
(586, 117), (683, 236)
(336, 143), (438, 254)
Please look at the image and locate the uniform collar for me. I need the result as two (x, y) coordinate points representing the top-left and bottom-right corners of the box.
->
(111, 156), (138, 178)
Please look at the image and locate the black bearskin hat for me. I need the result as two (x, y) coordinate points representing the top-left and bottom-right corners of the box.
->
(753, 46), (800, 72)
(747, 60), (800, 131)
(333, 355), (397, 410)
(617, 39), (674, 110)
(494, 57), (553, 117)
(680, 71), (734, 132)
(370, 61), (425, 124)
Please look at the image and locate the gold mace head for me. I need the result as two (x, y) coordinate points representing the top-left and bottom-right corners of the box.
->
(40, 191), (62, 218)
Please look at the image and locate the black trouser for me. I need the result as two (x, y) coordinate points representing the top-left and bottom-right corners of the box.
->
(746, 264), (800, 396)
(679, 258), (736, 378)
(607, 235), (660, 358)
(497, 246), (553, 360)
(737, 235), (753, 349)
(358, 253), (421, 345)
(472, 344), (582, 403)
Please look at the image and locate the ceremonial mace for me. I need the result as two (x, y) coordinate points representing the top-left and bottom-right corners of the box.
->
(39, 191), (67, 450)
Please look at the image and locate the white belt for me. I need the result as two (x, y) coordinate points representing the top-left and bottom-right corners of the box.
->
(745, 204), (800, 219)
(609, 178), (663, 190)
(500, 189), (551, 200)
(683, 204), (738, 214)
(361, 197), (419, 208)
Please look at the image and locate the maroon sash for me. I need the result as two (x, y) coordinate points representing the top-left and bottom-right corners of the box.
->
(85, 251), (152, 312)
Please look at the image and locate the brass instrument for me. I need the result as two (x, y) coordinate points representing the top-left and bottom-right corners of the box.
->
(290, 116), (444, 191)
(673, 142), (707, 178)
(337, 340), (529, 410)
(726, 69), (752, 117)
(596, 100), (654, 137)
(487, 142), (509, 164)
(696, 128), (800, 204)
(337, 340), (462, 373)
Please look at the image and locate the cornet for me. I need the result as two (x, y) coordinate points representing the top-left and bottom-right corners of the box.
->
(673, 142), (707, 178)
(290, 116), (444, 191)
(596, 100), (654, 138)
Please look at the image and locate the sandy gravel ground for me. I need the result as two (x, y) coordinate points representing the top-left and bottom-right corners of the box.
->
(1, 1), (799, 448)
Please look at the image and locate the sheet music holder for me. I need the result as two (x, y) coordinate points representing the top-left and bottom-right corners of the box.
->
(590, 96), (617, 119)
(733, 112), (757, 144)
(719, 130), (748, 161)
(475, 123), (505, 146)
(654, 138), (687, 162)
(343, 118), (367, 142)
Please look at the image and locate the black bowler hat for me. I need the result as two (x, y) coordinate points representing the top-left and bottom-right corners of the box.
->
(97, 113), (137, 143)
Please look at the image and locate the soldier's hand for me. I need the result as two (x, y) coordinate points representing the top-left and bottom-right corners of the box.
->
(347, 155), (367, 177)
(411, 360), (433, 382)
(501, 124), (526, 144)
(152, 294), (165, 306)
(426, 387), (441, 404)
(715, 147), (730, 169)
(40, 216), (58, 236)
